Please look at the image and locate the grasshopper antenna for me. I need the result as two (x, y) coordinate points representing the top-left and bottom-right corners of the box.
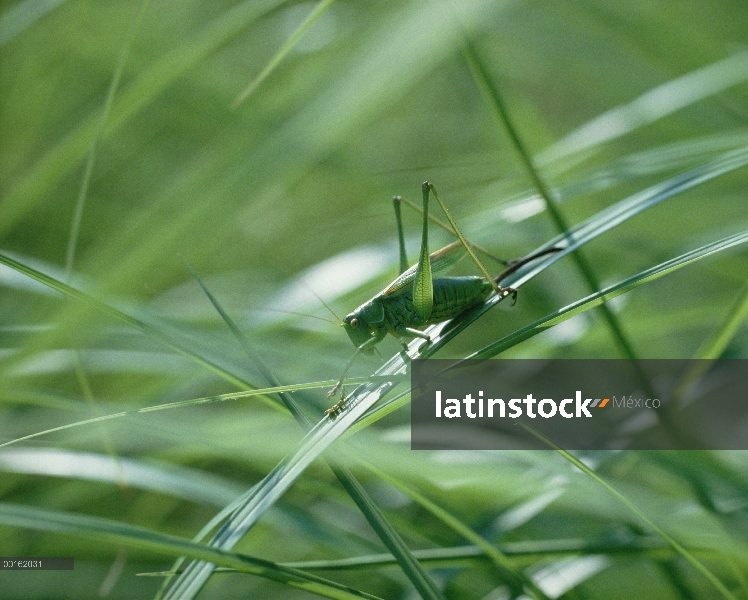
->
(297, 278), (344, 326)
(255, 307), (341, 326)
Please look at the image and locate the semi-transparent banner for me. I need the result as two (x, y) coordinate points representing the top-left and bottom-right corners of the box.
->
(411, 359), (748, 450)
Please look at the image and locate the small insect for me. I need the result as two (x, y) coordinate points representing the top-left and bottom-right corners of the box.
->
(325, 182), (559, 415)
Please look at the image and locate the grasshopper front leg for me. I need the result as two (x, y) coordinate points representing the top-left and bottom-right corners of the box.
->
(326, 332), (384, 414)
(324, 389), (347, 417)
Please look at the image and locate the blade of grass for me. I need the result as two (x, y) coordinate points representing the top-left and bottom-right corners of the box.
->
(326, 461), (446, 600)
(468, 230), (748, 359)
(537, 50), (748, 167)
(145, 536), (673, 574)
(462, 38), (644, 372)
(670, 282), (748, 407)
(516, 424), (739, 600)
(0, 378), (378, 450)
(417, 147), (748, 359)
(169, 265), (445, 600)
(233, 0), (339, 107)
(0, 251), (284, 411)
(360, 459), (551, 600)
(0, 502), (385, 600)
(65, 0), (150, 277)
(161, 375), (402, 599)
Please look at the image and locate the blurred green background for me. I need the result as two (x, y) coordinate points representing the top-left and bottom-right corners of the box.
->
(1, 0), (747, 598)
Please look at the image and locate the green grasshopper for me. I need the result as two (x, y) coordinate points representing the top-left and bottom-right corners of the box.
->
(325, 182), (559, 414)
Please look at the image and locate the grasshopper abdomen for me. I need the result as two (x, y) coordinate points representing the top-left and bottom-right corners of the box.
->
(382, 275), (492, 333)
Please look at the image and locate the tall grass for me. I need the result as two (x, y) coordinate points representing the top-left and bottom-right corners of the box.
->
(1, 1), (747, 598)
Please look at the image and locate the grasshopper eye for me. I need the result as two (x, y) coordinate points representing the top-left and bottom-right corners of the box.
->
(350, 318), (359, 328)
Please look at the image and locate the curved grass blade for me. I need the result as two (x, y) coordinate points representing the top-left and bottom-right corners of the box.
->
(146, 537), (673, 574)
(178, 264), (445, 600)
(469, 230), (748, 360)
(0, 378), (375, 450)
(417, 146), (748, 359)
(0, 503), (384, 600)
(0, 251), (284, 410)
(360, 460), (551, 600)
(537, 50), (748, 167)
(464, 37), (654, 370)
(328, 460), (445, 600)
(670, 282), (748, 408)
(233, 0), (338, 107)
(162, 373), (403, 599)
(517, 425), (739, 600)
(66, 0), (150, 277)
(285, 537), (677, 570)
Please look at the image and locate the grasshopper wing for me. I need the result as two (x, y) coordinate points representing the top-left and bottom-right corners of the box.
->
(382, 241), (463, 297)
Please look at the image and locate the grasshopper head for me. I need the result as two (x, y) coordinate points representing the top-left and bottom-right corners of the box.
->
(343, 297), (385, 352)
(343, 312), (372, 350)
(343, 312), (380, 353)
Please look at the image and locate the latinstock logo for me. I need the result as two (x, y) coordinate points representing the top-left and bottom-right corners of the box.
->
(411, 359), (745, 451)
(434, 391), (618, 419)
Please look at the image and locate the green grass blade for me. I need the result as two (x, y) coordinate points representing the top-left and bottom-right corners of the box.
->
(538, 50), (748, 166)
(692, 282), (748, 360)
(516, 425), (739, 600)
(233, 0), (339, 106)
(0, 503), (385, 600)
(183, 263), (445, 599)
(147, 536), (675, 574)
(463, 38), (646, 368)
(0, 251), (283, 409)
(417, 147), (748, 357)
(361, 460), (552, 600)
(0, 379), (375, 450)
(181, 257), (319, 427)
(469, 230), (748, 359)
(283, 538), (671, 570)
(669, 282), (748, 407)
(328, 460), (445, 600)
(65, 0), (150, 277)
(162, 374), (404, 599)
